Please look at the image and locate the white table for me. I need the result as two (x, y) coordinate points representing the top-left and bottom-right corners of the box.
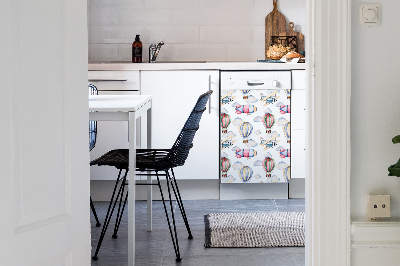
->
(89, 95), (152, 266)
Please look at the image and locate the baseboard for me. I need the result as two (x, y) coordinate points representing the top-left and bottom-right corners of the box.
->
(220, 183), (288, 200)
(91, 179), (306, 201)
(289, 178), (305, 198)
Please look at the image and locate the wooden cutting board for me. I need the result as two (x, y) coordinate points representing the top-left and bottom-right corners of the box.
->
(279, 22), (304, 53)
(265, 0), (286, 59)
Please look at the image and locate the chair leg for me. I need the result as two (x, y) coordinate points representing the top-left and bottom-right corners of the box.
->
(90, 196), (101, 227)
(156, 171), (182, 262)
(112, 178), (128, 239)
(92, 169), (128, 261)
(168, 169), (193, 239)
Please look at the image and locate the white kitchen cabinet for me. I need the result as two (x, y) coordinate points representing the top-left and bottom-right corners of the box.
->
(141, 70), (219, 180)
(88, 71), (141, 180)
(290, 70), (306, 179)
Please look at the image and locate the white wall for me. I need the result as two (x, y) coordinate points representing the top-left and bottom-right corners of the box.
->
(87, 0), (305, 62)
(351, 0), (400, 220)
(351, 1), (400, 264)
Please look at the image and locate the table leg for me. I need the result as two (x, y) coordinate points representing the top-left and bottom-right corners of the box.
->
(128, 112), (136, 266)
(147, 105), (152, 232)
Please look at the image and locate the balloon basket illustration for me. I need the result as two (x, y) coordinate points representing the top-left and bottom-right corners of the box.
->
(220, 113), (231, 134)
(263, 113), (275, 134)
(221, 157), (231, 178)
(239, 166), (253, 182)
(283, 122), (291, 143)
(263, 157), (275, 178)
(241, 90), (250, 99)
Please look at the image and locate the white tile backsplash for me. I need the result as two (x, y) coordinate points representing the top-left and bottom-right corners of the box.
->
(119, 8), (173, 26)
(145, 0), (199, 9)
(227, 43), (264, 61)
(147, 26), (199, 44)
(200, 26), (252, 44)
(88, 0), (305, 62)
(91, 7), (119, 26)
(91, 43), (119, 61)
(173, 8), (226, 26)
(173, 44), (226, 61)
(227, 8), (267, 26)
(91, 26), (146, 43)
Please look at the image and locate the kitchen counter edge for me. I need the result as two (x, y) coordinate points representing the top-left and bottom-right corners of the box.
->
(89, 62), (306, 71)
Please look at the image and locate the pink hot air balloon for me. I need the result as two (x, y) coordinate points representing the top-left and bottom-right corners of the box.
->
(263, 113), (275, 133)
(263, 157), (275, 177)
(220, 113), (231, 133)
(220, 157), (231, 177)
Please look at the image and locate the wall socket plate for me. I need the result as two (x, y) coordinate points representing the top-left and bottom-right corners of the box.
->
(368, 194), (391, 219)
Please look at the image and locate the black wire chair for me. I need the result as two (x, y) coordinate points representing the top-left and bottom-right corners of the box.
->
(89, 84), (101, 227)
(90, 90), (213, 262)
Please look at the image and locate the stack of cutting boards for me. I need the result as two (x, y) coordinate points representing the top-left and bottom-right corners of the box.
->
(265, 0), (304, 59)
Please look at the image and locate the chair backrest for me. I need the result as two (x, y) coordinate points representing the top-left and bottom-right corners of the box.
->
(163, 90), (213, 169)
(89, 84), (98, 151)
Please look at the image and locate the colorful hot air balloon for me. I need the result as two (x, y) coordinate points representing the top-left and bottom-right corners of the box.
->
(220, 157), (231, 177)
(283, 122), (290, 143)
(220, 113), (231, 133)
(238, 122), (253, 143)
(263, 113), (275, 133)
(263, 157), (275, 177)
(283, 166), (291, 182)
(239, 166), (253, 182)
(235, 105), (257, 114)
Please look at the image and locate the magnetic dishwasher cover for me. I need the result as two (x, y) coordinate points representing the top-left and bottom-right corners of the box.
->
(220, 71), (291, 184)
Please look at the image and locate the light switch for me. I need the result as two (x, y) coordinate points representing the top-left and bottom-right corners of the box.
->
(359, 3), (381, 26)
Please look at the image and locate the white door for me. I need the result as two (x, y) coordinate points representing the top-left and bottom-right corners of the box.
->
(0, 0), (90, 265)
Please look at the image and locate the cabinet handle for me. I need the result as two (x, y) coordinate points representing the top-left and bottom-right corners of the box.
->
(247, 81), (264, 86)
(88, 79), (127, 82)
(208, 75), (212, 114)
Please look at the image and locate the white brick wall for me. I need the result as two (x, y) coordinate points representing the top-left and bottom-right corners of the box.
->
(88, 0), (306, 62)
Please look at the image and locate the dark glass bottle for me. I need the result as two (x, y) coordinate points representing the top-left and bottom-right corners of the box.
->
(132, 35), (142, 63)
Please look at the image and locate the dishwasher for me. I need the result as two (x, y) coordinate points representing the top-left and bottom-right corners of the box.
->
(220, 71), (291, 184)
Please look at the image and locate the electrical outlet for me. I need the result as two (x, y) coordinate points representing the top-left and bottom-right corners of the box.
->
(368, 194), (391, 219)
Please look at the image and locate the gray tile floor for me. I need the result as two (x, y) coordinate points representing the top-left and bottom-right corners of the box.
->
(91, 199), (305, 266)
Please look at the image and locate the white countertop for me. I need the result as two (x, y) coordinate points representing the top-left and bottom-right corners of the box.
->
(89, 62), (306, 71)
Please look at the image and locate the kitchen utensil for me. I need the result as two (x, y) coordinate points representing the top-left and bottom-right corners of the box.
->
(265, 0), (287, 59)
(279, 22), (304, 52)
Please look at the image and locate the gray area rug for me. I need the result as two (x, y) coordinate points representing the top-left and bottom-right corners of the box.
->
(204, 212), (305, 248)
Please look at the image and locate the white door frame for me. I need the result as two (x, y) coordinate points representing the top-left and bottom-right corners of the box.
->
(306, 0), (351, 265)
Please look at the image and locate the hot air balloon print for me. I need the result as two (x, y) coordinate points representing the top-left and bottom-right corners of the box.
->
(263, 157), (275, 177)
(279, 104), (290, 114)
(241, 89), (250, 99)
(283, 122), (290, 143)
(235, 105), (257, 114)
(235, 149), (257, 158)
(279, 148), (290, 158)
(239, 166), (253, 182)
(221, 157), (231, 178)
(283, 166), (291, 182)
(263, 113), (275, 133)
(238, 122), (253, 143)
(285, 89), (291, 99)
(220, 113), (231, 133)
